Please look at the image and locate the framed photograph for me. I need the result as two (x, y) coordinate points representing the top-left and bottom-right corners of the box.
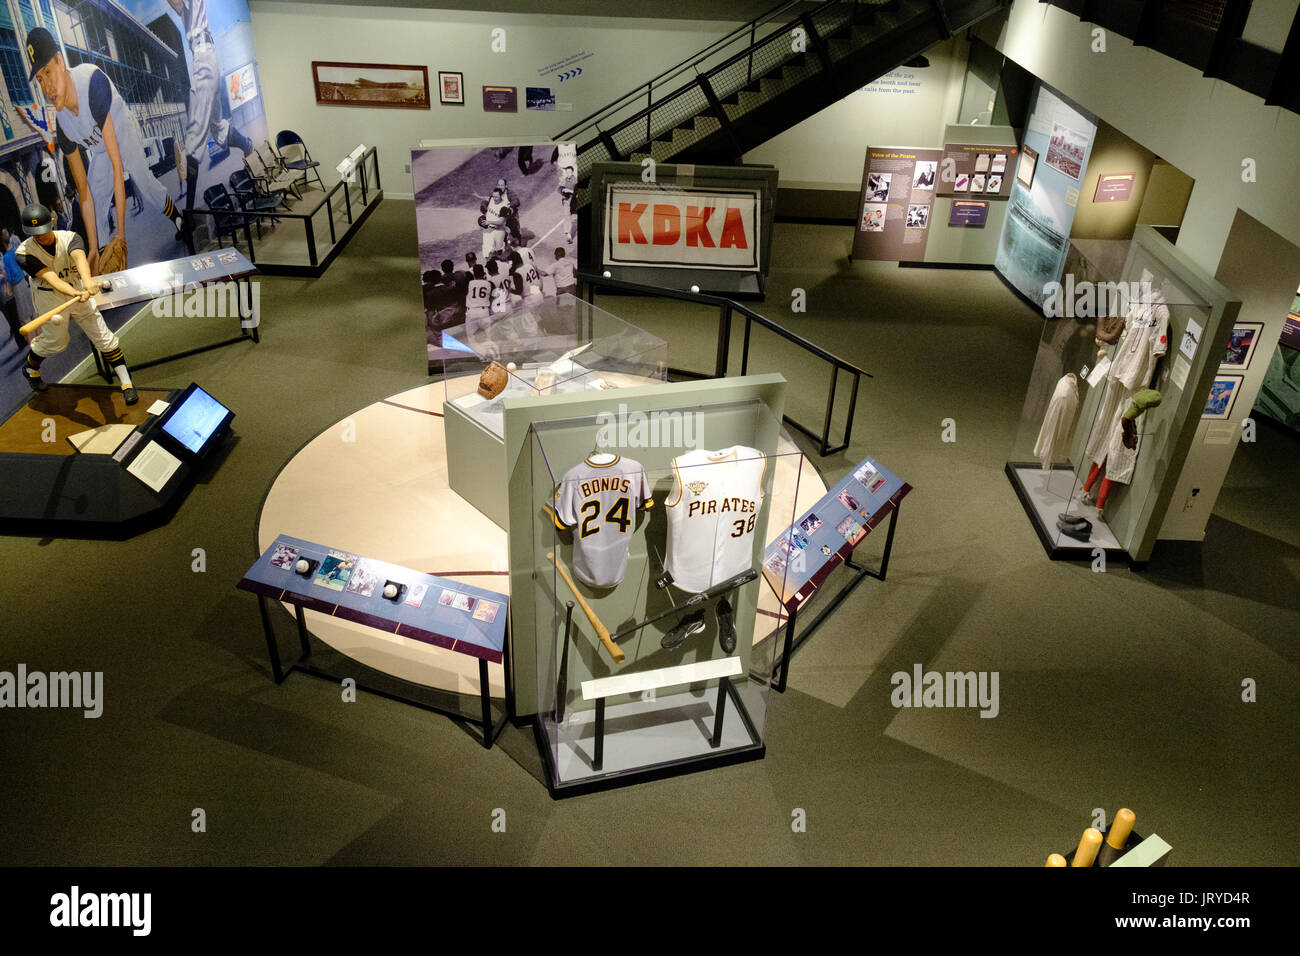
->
(482, 85), (518, 112)
(438, 71), (464, 105)
(312, 61), (429, 109)
(1203, 375), (1244, 420)
(1016, 145), (1038, 190)
(1221, 322), (1265, 369)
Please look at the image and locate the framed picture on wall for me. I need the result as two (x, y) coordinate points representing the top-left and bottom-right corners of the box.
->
(1221, 322), (1265, 369)
(1203, 375), (1244, 420)
(439, 71), (465, 105)
(312, 61), (430, 109)
(1016, 145), (1039, 190)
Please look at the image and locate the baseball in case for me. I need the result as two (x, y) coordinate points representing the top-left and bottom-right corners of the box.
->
(525, 398), (803, 792)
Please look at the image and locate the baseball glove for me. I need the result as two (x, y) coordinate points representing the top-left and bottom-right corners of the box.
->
(174, 139), (188, 184)
(96, 235), (128, 275)
(478, 361), (510, 399)
(478, 214), (489, 229)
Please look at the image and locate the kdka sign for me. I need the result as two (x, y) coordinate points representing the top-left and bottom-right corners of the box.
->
(603, 185), (760, 271)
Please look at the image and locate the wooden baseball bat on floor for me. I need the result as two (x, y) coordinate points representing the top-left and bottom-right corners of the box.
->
(19, 295), (84, 338)
(547, 552), (623, 664)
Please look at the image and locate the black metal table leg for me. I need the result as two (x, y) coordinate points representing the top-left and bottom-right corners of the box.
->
(711, 678), (729, 748)
(775, 604), (797, 693)
(294, 604), (312, 658)
(258, 595), (285, 683)
(593, 698), (605, 771)
(556, 602), (574, 723)
(479, 658), (492, 750)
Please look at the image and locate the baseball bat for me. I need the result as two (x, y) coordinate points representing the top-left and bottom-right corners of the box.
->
(1097, 808), (1136, 867)
(547, 552), (623, 664)
(1071, 828), (1103, 867)
(556, 601), (574, 721)
(19, 294), (84, 338)
(1045, 853), (1067, 867)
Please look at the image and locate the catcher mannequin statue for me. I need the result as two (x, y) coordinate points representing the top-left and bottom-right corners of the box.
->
(16, 203), (136, 406)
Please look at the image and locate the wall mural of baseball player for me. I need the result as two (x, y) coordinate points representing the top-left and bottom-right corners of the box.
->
(411, 143), (578, 371)
(0, 0), (269, 417)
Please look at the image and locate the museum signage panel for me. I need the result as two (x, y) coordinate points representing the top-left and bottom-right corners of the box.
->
(602, 185), (761, 271)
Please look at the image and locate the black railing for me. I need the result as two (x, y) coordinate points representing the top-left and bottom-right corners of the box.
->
(182, 146), (382, 267)
(577, 271), (870, 457)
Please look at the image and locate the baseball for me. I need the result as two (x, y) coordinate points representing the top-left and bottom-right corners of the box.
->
(383, 583), (398, 599)
(602, 270), (611, 278)
(295, 559), (310, 574)
(506, 362), (517, 372)
(690, 285), (700, 293)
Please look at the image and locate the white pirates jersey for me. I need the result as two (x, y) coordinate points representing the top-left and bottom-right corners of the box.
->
(484, 196), (509, 227)
(665, 446), (766, 593)
(1110, 298), (1169, 390)
(514, 263), (543, 302)
(465, 278), (491, 317)
(55, 64), (133, 161)
(16, 231), (88, 312)
(552, 455), (653, 588)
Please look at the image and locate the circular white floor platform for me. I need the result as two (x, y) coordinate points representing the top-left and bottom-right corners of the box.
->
(258, 376), (826, 698)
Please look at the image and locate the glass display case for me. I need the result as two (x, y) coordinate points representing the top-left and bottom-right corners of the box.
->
(1006, 232), (1220, 559)
(524, 398), (802, 792)
(440, 294), (668, 441)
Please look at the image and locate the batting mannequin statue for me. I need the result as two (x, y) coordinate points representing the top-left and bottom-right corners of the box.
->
(17, 203), (137, 406)
(164, 0), (257, 234)
(26, 27), (185, 273)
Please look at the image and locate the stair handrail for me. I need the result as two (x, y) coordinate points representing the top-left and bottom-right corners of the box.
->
(577, 270), (871, 456)
(554, 0), (849, 143)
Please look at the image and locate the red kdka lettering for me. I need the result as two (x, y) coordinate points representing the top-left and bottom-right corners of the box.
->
(617, 203), (647, 243)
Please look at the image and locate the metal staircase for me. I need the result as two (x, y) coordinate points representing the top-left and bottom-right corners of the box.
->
(555, 0), (1011, 211)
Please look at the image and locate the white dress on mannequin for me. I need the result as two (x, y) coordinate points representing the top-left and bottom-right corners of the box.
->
(1034, 373), (1079, 469)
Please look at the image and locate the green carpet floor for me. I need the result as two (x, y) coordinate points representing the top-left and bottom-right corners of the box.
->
(1, 199), (1296, 865)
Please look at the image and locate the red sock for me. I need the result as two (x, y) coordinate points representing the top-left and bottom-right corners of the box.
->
(1097, 479), (1114, 509)
(1083, 462), (1102, 492)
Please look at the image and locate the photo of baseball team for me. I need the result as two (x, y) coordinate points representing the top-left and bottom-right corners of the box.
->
(412, 142), (579, 369)
(0, 0), (270, 414)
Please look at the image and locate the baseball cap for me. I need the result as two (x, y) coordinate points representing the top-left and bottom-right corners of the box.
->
(26, 27), (59, 80)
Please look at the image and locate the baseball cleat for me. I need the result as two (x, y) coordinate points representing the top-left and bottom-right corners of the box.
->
(716, 597), (736, 654)
(661, 610), (705, 650)
(122, 386), (138, 406)
(24, 370), (46, 392)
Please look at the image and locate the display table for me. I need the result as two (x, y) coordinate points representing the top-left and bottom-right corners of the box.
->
(237, 533), (510, 748)
(761, 455), (912, 692)
(89, 247), (259, 380)
(254, 377), (827, 703)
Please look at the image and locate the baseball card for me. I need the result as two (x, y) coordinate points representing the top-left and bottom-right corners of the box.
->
(410, 142), (578, 370)
(837, 515), (866, 545)
(837, 490), (860, 511)
(344, 561), (380, 598)
(452, 593), (476, 613)
(404, 583), (428, 607)
(314, 550), (357, 591)
(269, 545), (299, 570)
(472, 601), (500, 623)
(438, 589), (457, 607)
(798, 513), (822, 535)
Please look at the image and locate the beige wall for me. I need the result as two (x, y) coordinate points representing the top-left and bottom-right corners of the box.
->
(249, 2), (741, 198)
(1069, 120), (1156, 241)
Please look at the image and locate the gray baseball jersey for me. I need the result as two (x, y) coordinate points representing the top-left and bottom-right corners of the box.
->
(551, 455), (653, 588)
